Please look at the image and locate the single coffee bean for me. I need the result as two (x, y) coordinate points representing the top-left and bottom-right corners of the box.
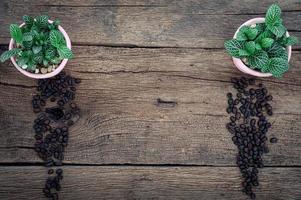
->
(227, 93), (232, 98)
(270, 137), (278, 143)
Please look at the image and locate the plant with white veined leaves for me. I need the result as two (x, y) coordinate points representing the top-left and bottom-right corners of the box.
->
(0, 15), (73, 73)
(224, 4), (299, 77)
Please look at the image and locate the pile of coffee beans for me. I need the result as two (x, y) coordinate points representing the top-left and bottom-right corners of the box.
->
(226, 77), (276, 199)
(32, 71), (81, 199)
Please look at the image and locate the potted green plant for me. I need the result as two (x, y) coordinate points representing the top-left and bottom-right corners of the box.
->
(224, 4), (299, 77)
(0, 15), (73, 79)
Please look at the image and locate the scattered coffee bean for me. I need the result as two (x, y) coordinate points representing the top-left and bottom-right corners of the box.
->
(32, 72), (81, 199)
(226, 77), (274, 199)
(270, 137), (278, 143)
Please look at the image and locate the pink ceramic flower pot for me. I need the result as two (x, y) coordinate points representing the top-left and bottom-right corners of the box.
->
(8, 20), (71, 79)
(232, 17), (292, 77)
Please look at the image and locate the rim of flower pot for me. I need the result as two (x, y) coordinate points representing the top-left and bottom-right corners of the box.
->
(8, 20), (72, 79)
(232, 17), (292, 77)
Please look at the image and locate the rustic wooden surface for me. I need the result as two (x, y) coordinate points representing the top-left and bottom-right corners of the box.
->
(0, 0), (300, 200)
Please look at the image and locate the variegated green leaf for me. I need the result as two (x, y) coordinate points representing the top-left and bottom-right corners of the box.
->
(10, 24), (23, 43)
(35, 15), (49, 28)
(267, 42), (288, 61)
(245, 41), (256, 55)
(224, 39), (245, 58)
(0, 48), (21, 62)
(265, 4), (281, 26)
(23, 15), (34, 28)
(49, 30), (64, 48)
(268, 58), (289, 77)
(247, 50), (269, 69)
(261, 38), (274, 49)
(58, 46), (73, 59)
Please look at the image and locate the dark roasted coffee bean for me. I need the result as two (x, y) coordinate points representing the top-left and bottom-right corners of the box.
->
(56, 169), (63, 175)
(230, 116), (236, 122)
(67, 120), (74, 126)
(75, 78), (81, 84)
(227, 93), (232, 98)
(48, 169), (54, 174)
(228, 99), (234, 105)
(270, 137), (278, 143)
(266, 95), (273, 101)
(237, 93), (242, 99)
(57, 100), (64, 107)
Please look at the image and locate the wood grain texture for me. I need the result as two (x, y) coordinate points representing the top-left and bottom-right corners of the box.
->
(0, 47), (300, 165)
(0, 166), (300, 200)
(0, 0), (300, 48)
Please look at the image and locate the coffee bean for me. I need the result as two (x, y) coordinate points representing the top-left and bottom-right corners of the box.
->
(32, 72), (81, 199)
(227, 93), (232, 98)
(75, 78), (81, 84)
(56, 169), (63, 175)
(270, 137), (278, 143)
(230, 116), (236, 122)
(226, 77), (274, 199)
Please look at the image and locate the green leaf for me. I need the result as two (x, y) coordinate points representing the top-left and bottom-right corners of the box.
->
(53, 20), (60, 27)
(247, 50), (269, 69)
(245, 28), (258, 40)
(10, 24), (23, 43)
(22, 40), (33, 49)
(33, 53), (43, 63)
(265, 4), (281, 26)
(224, 39), (245, 58)
(261, 38), (274, 49)
(267, 42), (288, 60)
(51, 57), (63, 64)
(284, 36), (299, 46)
(43, 59), (49, 66)
(245, 41), (256, 55)
(255, 30), (274, 43)
(255, 23), (266, 34)
(45, 47), (57, 60)
(58, 46), (73, 59)
(267, 57), (289, 77)
(22, 15), (34, 28)
(17, 56), (29, 67)
(268, 23), (286, 38)
(49, 30), (64, 48)
(236, 28), (248, 41)
(238, 49), (250, 57)
(23, 32), (33, 42)
(32, 46), (42, 54)
(236, 26), (258, 41)
(35, 15), (49, 28)
(0, 48), (21, 62)
(255, 43), (262, 50)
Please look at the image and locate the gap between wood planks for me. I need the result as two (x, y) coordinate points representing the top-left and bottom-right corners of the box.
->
(1, 70), (301, 88)
(1, 42), (301, 50)
(0, 162), (300, 168)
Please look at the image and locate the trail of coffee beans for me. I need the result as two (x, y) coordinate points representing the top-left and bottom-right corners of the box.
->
(226, 77), (276, 199)
(32, 71), (81, 199)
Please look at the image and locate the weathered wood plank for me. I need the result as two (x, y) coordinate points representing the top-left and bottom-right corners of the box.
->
(0, 166), (300, 200)
(0, 47), (300, 165)
(0, 0), (300, 47)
